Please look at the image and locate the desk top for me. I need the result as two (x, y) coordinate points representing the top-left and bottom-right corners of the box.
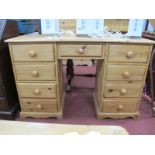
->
(5, 32), (155, 44)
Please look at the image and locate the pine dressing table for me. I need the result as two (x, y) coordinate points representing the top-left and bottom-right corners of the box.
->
(5, 33), (155, 119)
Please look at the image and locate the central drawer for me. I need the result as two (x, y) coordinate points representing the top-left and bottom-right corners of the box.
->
(106, 64), (146, 81)
(11, 44), (55, 62)
(14, 64), (56, 81)
(58, 43), (103, 57)
(103, 83), (142, 97)
(17, 83), (57, 98)
(20, 98), (57, 112)
(108, 44), (150, 62)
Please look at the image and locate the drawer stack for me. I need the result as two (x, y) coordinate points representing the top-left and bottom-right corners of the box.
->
(9, 43), (61, 118)
(101, 44), (151, 119)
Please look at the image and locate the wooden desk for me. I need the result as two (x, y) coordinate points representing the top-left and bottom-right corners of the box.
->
(5, 33), (155, 119)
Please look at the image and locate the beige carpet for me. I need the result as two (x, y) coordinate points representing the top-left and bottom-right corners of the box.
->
(0, 120), (128, 135)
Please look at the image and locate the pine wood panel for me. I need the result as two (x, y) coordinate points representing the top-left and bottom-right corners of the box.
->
(12, 44), (55, 62)
(57, 60), (64, 109)
(104, 19), (129, 32)
(103, 83), (141, 97)
(59, 19), (76, 31)
(20, 98), (57, 112)
(14, 64), (56, 81)
(17, 83), (57, 98)
(95, 60), (104, 108)
(108, 44), (151, 63)
(106, 64), (146, 81)
(59, 19), (129, 32)
(102, 98), (138, 113)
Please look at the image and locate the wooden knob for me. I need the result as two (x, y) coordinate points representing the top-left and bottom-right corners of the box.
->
(36, 104), (42, 110)
(126, 51), (134, 58)
(117, 105), (124, 111)
(31, 70), (39, 77)
(120, 88), (127, 95)
(77, 48), (84, 54)
(29, 50), (36, 57)
(33, 89), (41, 95)
(123, 71), (130, 78)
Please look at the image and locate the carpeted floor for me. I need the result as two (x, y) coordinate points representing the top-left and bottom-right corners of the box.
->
(17, 66), (155, 135)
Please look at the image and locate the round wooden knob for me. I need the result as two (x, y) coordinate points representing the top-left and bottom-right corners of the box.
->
(36, 104), (42, 110)
(123, 71), (130, 78)
(31, 70), (39, 77)
(126, 51), (134, 58)
(120, 88), (127, 95)
(29, 50), (36, 57)
(33, 89), (41, 95)
(117, 105), (124, 111)
(77, 48), (84, 54)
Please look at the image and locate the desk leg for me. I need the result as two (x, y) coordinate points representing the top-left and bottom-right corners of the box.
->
(66, 59), (74, 93)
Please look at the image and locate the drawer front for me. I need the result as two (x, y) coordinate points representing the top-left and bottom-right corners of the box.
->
(12, 44), (55, 62)
(17, 83), (57, 98)
(102, 98), (138, 113)
(14, 64), (56, 81)
(106, 64), (146, 81)
(58, 43), (103, 57)
(108, 44), (150, 62)
(103, 83), (141, 97)
(20, 98), (57, 112)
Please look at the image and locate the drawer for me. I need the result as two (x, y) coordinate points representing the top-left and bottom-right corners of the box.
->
(103, 83), (142, 97)
(14, 64), (56, 81)
(106, 64), (146, 81)
(17, 83), (57, 98)
(58, 43), (103, 57)
(11, 44), (55, 62)
(20, 98), (57, 112)
(102, 98), (138, 113)
(108, 44), (150, 62)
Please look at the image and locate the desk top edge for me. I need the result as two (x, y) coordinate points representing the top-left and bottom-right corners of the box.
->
(5, 33), (155, 44)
